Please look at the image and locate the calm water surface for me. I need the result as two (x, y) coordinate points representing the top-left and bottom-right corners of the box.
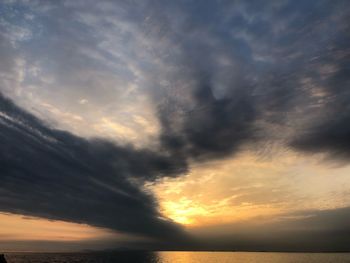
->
(4, 251), (350, 263)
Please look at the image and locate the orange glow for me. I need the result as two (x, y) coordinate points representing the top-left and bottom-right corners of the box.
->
(0, 213), (116, 241)
(151, 151), (350, 228)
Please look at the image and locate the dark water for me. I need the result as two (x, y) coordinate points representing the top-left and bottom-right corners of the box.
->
(4, 251), (350, 263)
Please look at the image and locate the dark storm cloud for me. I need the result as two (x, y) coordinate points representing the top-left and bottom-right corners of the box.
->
(157, 73), (257, 161)
(150, 2), (260, 161)
(0, 92), (189, 241)
(148, 0), (350, 163)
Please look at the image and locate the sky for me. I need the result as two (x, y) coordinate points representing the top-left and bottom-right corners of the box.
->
(0, 0), (350, 252)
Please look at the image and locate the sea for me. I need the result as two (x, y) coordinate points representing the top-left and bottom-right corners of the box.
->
(3, 251), (350, 263)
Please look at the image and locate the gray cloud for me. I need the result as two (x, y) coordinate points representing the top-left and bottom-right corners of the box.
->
(290, 30), (350, 159)
(1, 0), (348, 158)
(146, 0), (350, 164)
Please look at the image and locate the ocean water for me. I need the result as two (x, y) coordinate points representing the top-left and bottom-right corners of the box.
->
(3, 251), (350, 263)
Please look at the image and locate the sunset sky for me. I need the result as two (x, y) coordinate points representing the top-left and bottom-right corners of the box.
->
(0, 0), (350, 252)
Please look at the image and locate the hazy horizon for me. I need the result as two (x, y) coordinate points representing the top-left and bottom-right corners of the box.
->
(0, 0), (350, 254)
